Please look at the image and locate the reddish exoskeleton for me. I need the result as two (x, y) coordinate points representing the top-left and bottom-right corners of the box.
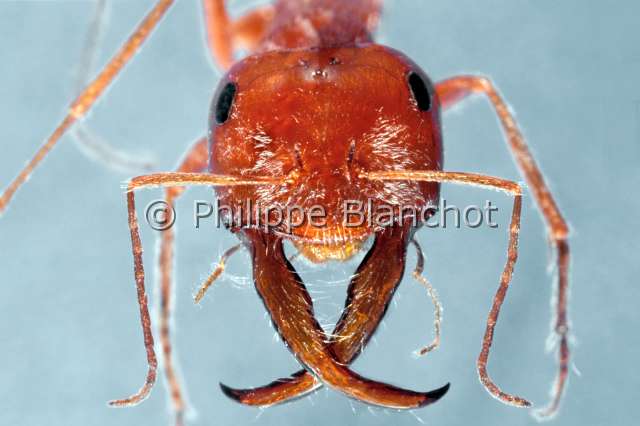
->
(0, 1), (571, 425)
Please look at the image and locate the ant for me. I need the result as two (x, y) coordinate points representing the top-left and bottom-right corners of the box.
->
(0, 0), (571, 424)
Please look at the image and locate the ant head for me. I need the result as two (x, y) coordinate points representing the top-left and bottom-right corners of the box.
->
(209, 45), (442, 258)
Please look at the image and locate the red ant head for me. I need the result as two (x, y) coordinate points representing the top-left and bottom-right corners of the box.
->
(209, 45), (442, 262)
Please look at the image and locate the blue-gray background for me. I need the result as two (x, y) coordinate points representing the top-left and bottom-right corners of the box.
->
(0, 1), (638, 425)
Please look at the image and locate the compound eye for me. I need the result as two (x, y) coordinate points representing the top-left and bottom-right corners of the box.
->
(214, 82), (238, 125)
(408, 71), (432, 112)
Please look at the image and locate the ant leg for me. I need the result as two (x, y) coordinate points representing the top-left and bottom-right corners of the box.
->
(73, 0), (109, 96)
(362, 170), (530, 407)
(0, 0), (176, 215)
(410, 237), (443, 356)
(193, 244), (242, 304)
(70, 0), (156, 174)
(221, 224), (413, 406)
(201, 0), (275, 70)
(71, 0), (156, 173)
(72, 125), (155, 174)
(109, 171), (280, 406)
(436, 76), (570, 418)
(238, 228), (449, 409)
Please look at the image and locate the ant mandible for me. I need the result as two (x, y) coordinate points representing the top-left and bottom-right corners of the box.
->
(0, 0), (571, 424)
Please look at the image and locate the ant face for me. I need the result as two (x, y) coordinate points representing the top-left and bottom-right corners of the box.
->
(209, 45), (442, 260)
